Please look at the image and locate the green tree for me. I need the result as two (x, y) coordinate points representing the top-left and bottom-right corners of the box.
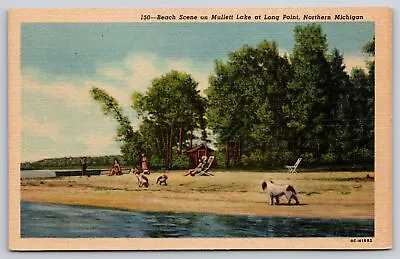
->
(90, 87), (143, 162)
(347, 68), (374, 164)
(364, 36), (375, 161)
(342, 37), (374, 167)
(89, 28), (375, 171)
(207, 40), (293, 167)
(283, 24), (332, 162)
(325, 48), (352, 162)
(132, 70), (206, 169)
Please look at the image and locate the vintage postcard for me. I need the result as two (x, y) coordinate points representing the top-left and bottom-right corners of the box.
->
(8, 8), (392, 250)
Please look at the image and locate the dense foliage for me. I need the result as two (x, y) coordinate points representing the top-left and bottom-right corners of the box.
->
(207, 24), (374, 170)
(132, 70), (207, 169)
(28, 24), (373, 171)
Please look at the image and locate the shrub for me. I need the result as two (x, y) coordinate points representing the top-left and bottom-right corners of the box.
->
(321, 152), (335, 163)
(171, 149), (190, 169)
(149, 155), (165, 170)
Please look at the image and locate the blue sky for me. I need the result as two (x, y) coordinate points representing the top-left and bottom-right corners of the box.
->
(21, 22), (374, 162)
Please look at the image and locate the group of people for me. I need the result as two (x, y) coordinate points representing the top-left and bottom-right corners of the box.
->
(81, 153), (211, 179)
(108, 153), (150, 176)
(184, 155), (210, 176)
(80, 154), (150, 177)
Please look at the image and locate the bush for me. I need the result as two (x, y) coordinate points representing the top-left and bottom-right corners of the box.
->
(321, 152), (335, 163)
(212, 149), (225, 168)
(281, 151), (295, 164)
(301, 152), (315, 165)
(149, 155), (165, 170)
(240, 154), (251, 167)
(171, 150), (190, 169)
(249, 150), (268, 168)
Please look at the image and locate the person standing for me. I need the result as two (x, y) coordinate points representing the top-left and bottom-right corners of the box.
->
(141, 153), (150, 174)
(81, 157), (89, 177)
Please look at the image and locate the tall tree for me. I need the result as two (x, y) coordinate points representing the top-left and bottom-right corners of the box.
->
(207, 40), (293, 167)
(132, 70), (206, 169)
(326, 48), (352, 162)
(346, 36), (374, 164)
(364, 36), (375, 159)
(284, 24), (331, 161)
(90, 87), (142, 162)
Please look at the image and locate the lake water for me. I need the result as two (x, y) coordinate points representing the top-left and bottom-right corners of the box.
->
(21, 202), (374, 238)
(20, 170), (57, 178)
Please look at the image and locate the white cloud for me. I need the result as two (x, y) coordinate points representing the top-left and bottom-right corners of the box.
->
(81, 132), (120, 156)
(124, 53), (161, 88)
(98, 53), (160, 93)
(98, 53), (211, 95)
(21, 70), (123, 161)
(22, 116), (60, 141)
(166, 59), (210, 94)
(100, 67), (126, 82)
(22, 71), (93, 108)
(83, 80), (133, 108)
(21, 53), (212, 161)
(22, 68), (140, 124)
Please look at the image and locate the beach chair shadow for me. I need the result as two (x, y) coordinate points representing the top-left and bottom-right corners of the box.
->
(198, 156), (215, 176)
(285, 157), (302, 174)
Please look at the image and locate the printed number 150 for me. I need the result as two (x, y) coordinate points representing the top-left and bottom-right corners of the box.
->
(141, 15), (151, 20)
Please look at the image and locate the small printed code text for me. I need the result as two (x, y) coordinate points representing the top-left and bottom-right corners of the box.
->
(350, 238), (373, 243)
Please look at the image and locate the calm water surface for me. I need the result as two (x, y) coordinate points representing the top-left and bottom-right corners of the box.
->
(20, 170), (57, 178)
(21, 202), (374, 238)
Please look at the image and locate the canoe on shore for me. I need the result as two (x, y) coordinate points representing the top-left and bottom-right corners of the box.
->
(55, 169), (103, 177)
(55, 168), (132, 177)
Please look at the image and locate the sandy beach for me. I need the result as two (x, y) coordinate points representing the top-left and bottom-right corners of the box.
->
(21, 171), (374, 219)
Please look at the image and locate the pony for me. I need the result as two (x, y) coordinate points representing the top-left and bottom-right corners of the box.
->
(261, 180), (299, 205)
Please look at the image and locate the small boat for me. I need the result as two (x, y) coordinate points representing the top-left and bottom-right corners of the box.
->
(55, 169), (103, 177)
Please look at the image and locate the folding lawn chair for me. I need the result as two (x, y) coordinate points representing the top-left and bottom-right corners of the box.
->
(198, 156), (215, 176)
(285, 157), (302, 174)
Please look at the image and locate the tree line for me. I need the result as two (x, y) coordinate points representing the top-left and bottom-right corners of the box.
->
(89, 24), (374, 171)
(21, 155), (123, 170)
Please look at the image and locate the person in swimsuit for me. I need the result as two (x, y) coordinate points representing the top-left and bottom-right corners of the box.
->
(184, 158), (204, 176)
(108, 159), (122, 176)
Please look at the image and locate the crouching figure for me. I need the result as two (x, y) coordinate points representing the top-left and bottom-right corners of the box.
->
(261, 180), (299, 205)
(156, 174), (168, 186)
(136, 173), (149, 188)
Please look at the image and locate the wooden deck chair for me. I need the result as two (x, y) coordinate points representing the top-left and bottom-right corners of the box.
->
(198, 156), (215, 176)
(285, 157), (302, 174)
